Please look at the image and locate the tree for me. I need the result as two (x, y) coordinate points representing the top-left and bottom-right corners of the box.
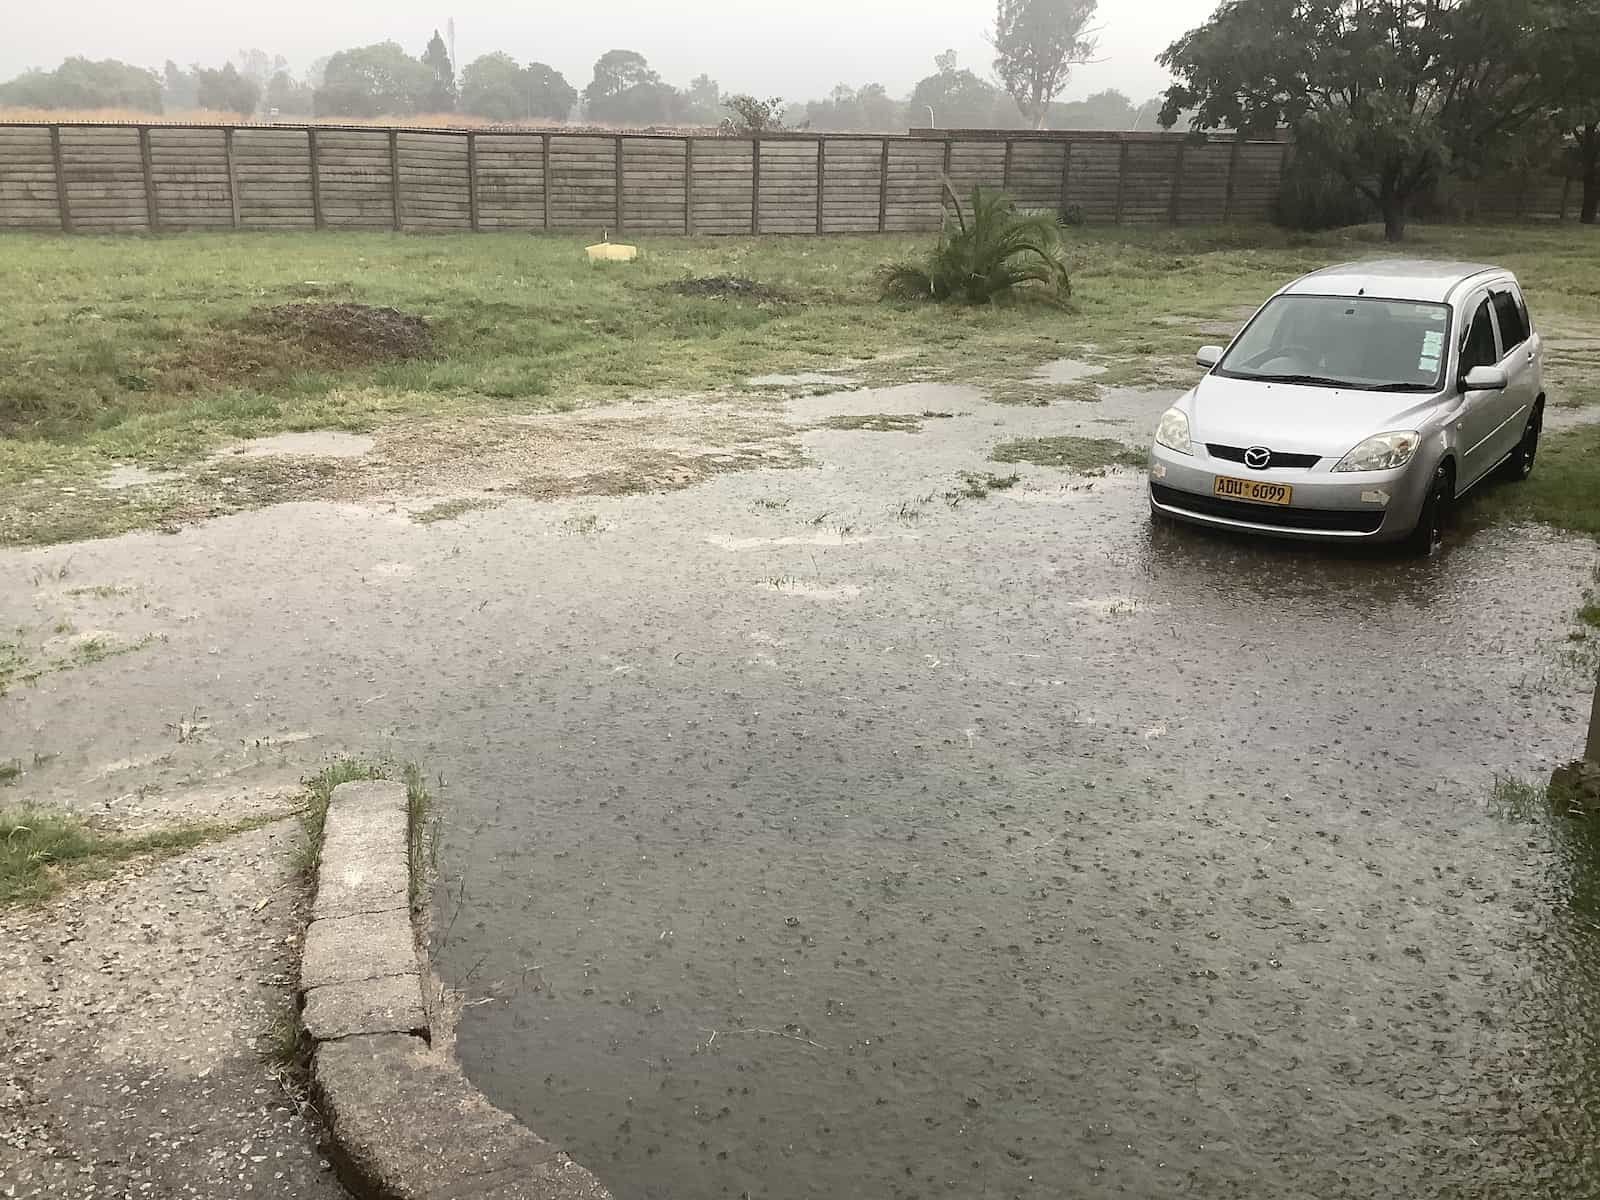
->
(162, 61), (197, 111)
(584, 49), (681, 124)
(992, 0), (1098, 129)
(266, 69), (314, 116)
(1547, 0), (1600, 222)
(684, 74), (721, 123)
(526, 64), (577, 122)
(723, 95), (787, 133)
(1159, 0), (1551, 241)
(234, 49), (286, 93)
(195, 62), (259, 117)
(0, 58), (161, 112)
(314, 41), (433, 118)
(459, 54), (576, 122)
(910, 51), (1022, 128)
(422, 29), (456, 112)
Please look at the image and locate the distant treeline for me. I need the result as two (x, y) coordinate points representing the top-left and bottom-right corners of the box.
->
(0, 41), (1161, 132)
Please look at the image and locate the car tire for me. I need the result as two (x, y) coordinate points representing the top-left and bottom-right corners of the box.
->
(1402, 462), (1452, 557)
(1501, 401), (1543, 482)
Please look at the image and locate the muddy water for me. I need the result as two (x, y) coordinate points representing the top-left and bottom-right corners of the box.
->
(2, 385), (1597, 1198)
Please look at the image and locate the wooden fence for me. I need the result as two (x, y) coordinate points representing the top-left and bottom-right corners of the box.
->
(0, 123), (1291, 235)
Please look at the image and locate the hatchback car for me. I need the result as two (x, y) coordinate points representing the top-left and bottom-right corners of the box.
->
(1147, 260), (1544, 554)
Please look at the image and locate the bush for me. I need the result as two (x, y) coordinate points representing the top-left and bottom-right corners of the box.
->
(1272, 149), (1374, 231)
(878, 185), (1072, 305)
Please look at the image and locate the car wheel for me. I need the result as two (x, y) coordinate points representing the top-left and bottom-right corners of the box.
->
(1502, 402), (1543, 482)
(1402, 462), (1453, 557)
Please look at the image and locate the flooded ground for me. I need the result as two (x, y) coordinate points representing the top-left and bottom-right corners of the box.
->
(3, 381), (1598, 1199)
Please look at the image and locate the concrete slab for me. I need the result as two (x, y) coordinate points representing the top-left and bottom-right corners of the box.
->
(315, 1034), (612, 1200)
(301, 909), (416, 991)
(302, 973), (427, 1040)
(312, 850), (409, 922)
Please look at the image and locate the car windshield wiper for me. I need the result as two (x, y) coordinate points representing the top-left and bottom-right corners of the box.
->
(1361, 381), (1432, 393)
(1245, 373), (1356, 389)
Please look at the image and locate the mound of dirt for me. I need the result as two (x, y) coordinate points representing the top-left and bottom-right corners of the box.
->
(252, 303), (434, 363)
(663, 276), (791, 302)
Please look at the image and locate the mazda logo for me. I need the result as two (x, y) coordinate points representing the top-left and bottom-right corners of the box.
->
(1244, 446), (1272, 470)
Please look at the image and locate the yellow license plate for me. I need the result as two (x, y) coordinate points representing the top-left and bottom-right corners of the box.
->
(1214, 476), (1293, 507)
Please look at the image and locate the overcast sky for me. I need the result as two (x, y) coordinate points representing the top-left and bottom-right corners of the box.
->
(8, 0), (1221, 102)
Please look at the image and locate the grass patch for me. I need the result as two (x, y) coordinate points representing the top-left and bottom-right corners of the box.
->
(413, 497), (494, 525)
(1466, 424), (1600, 539)
(404, 763), (436, 913)
(0, 760), (20, 786)
(0, 630), (160, 697)
(822, 413), (924, 433)
(0, 806), (271, 908)
(990, 435), (1146, 472)
(947, 471), (1022, 503)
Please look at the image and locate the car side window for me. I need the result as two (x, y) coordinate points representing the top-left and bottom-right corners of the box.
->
(1460, 298), (1499, 375)
(1490, 289), (1528, 354)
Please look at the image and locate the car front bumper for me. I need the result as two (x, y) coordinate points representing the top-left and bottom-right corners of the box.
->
(1147, 443), (1433, 543)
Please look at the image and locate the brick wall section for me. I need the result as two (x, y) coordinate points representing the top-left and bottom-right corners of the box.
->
(0, 123), (1309, 235)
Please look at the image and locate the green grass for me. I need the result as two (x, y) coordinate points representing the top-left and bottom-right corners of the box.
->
(404, 762), (435, 913)
(2, 221), (1598, 545)
(413, 497), (494, 525)
(1469, 423), (1600, 539)
(0, 806), (271, 907)
(822, 413), (925, 433)
(294, 758), (387, 877)
(990, 435), (1147, 471)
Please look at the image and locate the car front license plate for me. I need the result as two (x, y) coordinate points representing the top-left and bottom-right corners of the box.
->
(1214, 476), (1293, 507)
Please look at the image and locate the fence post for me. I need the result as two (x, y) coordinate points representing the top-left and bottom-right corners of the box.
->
(878, 138), (890, 233)
(1058, 139), (1073, 220)
(684, 137), (695, 235)
(542, 133), (552, 230)
(943, 137), (953, 181)
(1002, 138), (1014, 193)
(1114, 140), (1130, 225)
(308, 128), (324, 230)
(139, 126), (159, 232)
(50, 125), (71, 233)
(467, 133), (480, 232)
(1169, 140), (1186, 226)
(1222, 139), (1242, 224)
(389, 129), (403, 231)
(815, 138), (826, 234)
(615, 135), (625, 234)
(224, 127), (241, 229)
(751, 138), (761, 235)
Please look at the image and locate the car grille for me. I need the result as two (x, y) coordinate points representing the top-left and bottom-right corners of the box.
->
(1151, 483), (1385, 534)
(1207, 444), (1322, 470)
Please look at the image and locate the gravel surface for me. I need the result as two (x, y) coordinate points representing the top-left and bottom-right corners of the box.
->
(0, 821), (347, 1200)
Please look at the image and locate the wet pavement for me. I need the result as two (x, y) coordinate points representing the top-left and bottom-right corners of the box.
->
(3, 382), (1598, 1199)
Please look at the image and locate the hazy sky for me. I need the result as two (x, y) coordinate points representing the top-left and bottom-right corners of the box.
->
(8, 0), (1221, 102)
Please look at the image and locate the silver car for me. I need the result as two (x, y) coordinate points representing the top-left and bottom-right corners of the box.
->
(1148, 260), (1544, 553)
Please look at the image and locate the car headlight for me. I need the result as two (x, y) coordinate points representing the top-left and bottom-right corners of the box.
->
(1332, 431), (1421, 473)
(1155, 407), (1192, 455)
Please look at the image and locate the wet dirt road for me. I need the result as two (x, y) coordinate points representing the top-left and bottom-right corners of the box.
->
(3, 383), (1598, 1199)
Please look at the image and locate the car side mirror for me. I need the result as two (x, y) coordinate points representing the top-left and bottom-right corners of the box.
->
(1196, 345), (1223, 369)
(1461, 365), (1508, 392)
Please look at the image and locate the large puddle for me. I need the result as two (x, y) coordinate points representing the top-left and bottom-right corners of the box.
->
(3, 384), (1598, 1198)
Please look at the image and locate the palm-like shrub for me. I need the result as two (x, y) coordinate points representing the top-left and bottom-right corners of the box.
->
(878, 184), (1072, 304)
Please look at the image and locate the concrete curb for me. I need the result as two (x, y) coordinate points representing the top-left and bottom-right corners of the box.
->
(300, 780), (612, 1200)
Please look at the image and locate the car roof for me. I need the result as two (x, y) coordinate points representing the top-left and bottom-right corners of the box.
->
(1279, 259), (1507, 304)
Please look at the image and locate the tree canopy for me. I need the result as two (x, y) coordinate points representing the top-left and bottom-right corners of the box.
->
(584, 49), (682, 124)
(459, 54), (576, 122)
(992, 0), (1099, 129)
(0, 57), (160, 111)
(194, 62), (258, 117)
(1159, 0), (1552, 240)
(909, 51), (1024, 129)
(315, 41), (434, 117)
(421, 30), (456, 113)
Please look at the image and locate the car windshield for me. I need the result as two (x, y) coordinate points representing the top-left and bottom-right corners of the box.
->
(1216, 295), (1452, 392)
